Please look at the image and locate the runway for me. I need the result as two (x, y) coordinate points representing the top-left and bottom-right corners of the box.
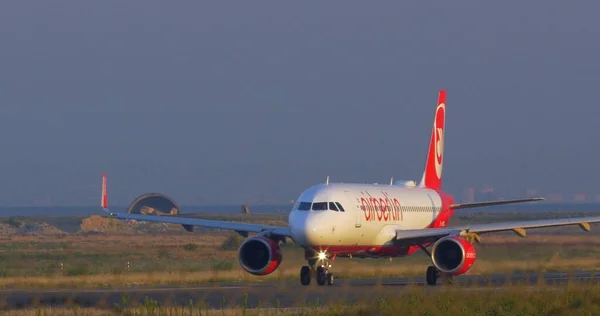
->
(1, 271), (599, 310)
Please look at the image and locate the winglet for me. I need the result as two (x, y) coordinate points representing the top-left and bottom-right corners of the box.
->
(419, 90), (446, 190)
(101, 174), (109, 212)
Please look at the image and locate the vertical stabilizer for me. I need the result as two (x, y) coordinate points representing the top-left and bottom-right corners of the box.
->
(419, 90), (446, 190)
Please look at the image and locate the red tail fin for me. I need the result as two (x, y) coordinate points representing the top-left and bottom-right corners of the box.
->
(419, 90), (446, 191)
(101, 174), (108, 209)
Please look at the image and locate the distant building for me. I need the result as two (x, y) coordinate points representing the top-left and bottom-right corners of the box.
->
(573, 194), (586, 203)
(127, 193), (180, 215)
(464, 188), (475, 203)
(546, 194), (564, 202)
(479, 185), (499, 201)
(525, 189), (539, 198)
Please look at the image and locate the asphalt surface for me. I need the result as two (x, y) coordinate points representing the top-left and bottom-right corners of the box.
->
(0, 271), (599, 310)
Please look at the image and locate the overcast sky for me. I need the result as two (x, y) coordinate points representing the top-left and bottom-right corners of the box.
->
(0, 1), (598, 206)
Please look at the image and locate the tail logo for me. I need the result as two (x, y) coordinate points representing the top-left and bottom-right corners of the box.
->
(434, 103), (445, 179)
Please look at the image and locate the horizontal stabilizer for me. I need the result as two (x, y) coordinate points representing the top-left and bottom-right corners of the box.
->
(450, 197), (544, 210)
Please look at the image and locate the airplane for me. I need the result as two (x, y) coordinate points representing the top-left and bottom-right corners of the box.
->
(99, 90), (600, 286)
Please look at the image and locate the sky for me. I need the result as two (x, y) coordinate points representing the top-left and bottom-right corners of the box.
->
(0, 1), (599, 206)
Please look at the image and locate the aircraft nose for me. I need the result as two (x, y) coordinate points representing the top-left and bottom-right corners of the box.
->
(289, 211), (325, 247)
(304, 214), (326, 245)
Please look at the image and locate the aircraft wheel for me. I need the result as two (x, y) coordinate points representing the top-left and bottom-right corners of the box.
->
(316, 266), (327, 286)
(326, 272), (334, 286)
(426, 266), (438, 285)
(300, 266), (311, 286)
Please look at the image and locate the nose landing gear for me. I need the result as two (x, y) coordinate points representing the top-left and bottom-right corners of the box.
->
(300, 249), (334, 286)
(316, 264), (334, 286)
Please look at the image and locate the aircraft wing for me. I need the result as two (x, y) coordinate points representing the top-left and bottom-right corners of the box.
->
(99, 174), (291, 238)
(103, 211), (292, 238)
(449, 197), (544, 210)
(394, 215), (600, 247)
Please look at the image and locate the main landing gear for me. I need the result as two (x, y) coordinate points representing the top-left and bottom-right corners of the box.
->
(426, 266), (453, 285)
(300, 250), (334, 286)
(419, 245), (453, 286)
(426, 265), (439, 285)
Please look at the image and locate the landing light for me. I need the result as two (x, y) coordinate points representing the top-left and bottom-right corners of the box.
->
(318, 251), (327, 260)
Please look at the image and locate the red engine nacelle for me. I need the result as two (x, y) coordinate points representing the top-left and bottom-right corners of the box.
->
(237, 236), (282, 276)
(431, 236), (476, 276)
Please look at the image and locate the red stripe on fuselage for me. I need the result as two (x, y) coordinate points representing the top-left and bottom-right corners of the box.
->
(310, 245), (418, 257)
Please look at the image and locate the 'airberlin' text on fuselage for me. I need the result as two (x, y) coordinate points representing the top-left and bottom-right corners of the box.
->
(359, 191), (402, 222)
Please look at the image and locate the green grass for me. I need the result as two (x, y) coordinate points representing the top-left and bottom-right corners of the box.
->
(0, 239), (592, 278)
(1, 229), (600, 281)
(1, 211), (600, 288)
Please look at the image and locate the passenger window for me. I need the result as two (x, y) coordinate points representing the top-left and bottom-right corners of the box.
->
(328, 202), (339, 211)
(298, 202), (312, 211)
(335, 202), (346, 212)
(312, 202), (328, 211)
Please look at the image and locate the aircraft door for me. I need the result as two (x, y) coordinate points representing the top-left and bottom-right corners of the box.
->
(426, 191), (438, 222)
(344, 190), (362, 228)
(426, 191), (443, 226)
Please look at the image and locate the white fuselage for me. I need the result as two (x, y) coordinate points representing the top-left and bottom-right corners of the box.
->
(288, 182), (448, 256)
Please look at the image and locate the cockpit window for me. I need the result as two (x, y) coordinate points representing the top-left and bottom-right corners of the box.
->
(311, 202), (328, 211)
(328, 202), (339, 211)
(296, 201), (346, 212)
(298, 202), (312, 211)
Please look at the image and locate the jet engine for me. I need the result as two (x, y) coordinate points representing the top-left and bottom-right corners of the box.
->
(237, 236), (282, 275)
(431, 236), (476, 275)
